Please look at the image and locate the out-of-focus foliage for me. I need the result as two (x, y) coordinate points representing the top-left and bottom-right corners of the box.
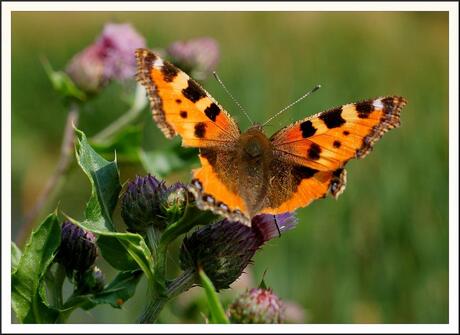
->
(12, 12), (448, 323)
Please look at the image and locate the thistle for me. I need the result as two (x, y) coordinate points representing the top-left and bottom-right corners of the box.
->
(179, 213), (297, 290)
(56, 220), (98, 273)
(227, 288), (285, 324)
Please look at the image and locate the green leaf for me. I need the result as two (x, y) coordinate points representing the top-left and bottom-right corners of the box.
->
(96, 233), (152, 276)
(12, 212), (61, 323)
(198, 268), (229, 324)
(41, 57), (86, 101)
(11, 242), (22, 273)
(61, 270), (143, 317)
(73, 128), (153, 280)
(90, 125), (143, 163)
(89, 270), (143, 308)
(75, 128), (121, 232)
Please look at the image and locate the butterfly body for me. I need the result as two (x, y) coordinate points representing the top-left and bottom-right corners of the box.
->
(135, 48), (407, 226)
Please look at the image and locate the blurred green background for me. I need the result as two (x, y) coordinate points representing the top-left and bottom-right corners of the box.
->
(12, 12), (448, 323)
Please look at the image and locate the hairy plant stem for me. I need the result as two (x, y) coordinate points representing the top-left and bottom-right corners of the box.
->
(18, 103), (80, 246)
(141, 225), (168, 324)
(138, 201), (217, 323)
(138, 268), (197, 323)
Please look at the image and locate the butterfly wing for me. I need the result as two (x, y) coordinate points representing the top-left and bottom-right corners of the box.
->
(136, 48), (250, 224)
(261, 96), (407, 214)
(135, 48), (240, 147)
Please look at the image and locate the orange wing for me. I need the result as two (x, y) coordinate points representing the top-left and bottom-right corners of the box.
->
(135, 48), (240, 148)
(262, 96), (407, 214)
(136, 49), (249, 223)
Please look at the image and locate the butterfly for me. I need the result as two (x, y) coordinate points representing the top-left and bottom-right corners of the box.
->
(135, 48), (407, 226)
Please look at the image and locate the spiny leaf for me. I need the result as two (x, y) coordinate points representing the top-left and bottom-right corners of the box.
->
(75, 127), (121, 232)
(11, 212), (61, 323)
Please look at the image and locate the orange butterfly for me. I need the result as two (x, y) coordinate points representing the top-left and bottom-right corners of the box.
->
(135, 48), (407, 226)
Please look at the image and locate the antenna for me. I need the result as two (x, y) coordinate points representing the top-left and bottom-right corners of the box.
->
(213, 71), (253, 125)
(261, 84), (321, 127)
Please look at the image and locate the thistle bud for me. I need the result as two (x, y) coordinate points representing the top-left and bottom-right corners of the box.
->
(161, 182), (187, 224)
(166, 37), (219, 80)
(76, 266), (105, 294)
(180, 219), (260, 290)
(179, 213), (297, 290)
(66, 22), (146, 93)
(121, 175), (187, 233)
(227, 288), (285, 324)
(121, 175), (166, 233)
(56, 221), (98, 273)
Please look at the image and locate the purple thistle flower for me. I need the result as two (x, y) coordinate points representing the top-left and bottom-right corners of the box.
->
(121, 175), (187, 233)
(252, 212), (298, 242)
(179, 212), (297, 290)
(56, 220), (98, 273)
(166, 37), (219, 80)
(227, 288), (285, 324)
(66, 22), (146, 93)
(99, 23), (146, 81)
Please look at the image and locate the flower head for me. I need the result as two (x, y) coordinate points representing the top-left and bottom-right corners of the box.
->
(166, 37), (219, 80)
(227, 288), (285, 324)
(56, 220), (98, 273)
(179, 212), (297, 290)
(121, 175), (187, 233)
(66, 22), (146, 93)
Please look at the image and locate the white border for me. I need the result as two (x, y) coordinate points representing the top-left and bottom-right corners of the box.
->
(0, 1), (458, 11)
(2, 1), (458, 334)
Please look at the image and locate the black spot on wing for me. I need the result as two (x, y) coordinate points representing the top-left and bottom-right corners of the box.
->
(355, 100), (374, 119)
(200, 148), (218, 166)
(204, 102), (220, 121)
(333, 168), (344, 177)
(194, 122), (207, 138)
(161, 61), (179, 82)
(343, 130), (350, 136)
(182, 79), (206, 102)
(319, 107), (346, 129)
(176, 99), (182, 104)
(292, 165), (318, 185)
(300, 120), (317, 138)
(180, 111), (188, 118)
(307, 143), (322, 160)
(333, 140), (341, 148)
(382, 97), (397, 114)
(142, 51), (156, 67)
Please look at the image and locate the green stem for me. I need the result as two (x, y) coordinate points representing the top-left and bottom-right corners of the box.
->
(91, 84), (147, 142)
(138, 268), (197, 323)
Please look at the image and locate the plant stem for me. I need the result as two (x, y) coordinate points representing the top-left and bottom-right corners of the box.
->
(18, 103), (80, 247)
(138, 268), (197, 323)
(91, 84), (147, 142)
